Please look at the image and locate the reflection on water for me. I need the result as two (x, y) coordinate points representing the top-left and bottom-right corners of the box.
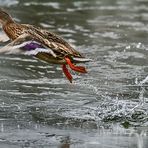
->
(0, 0), (148, 147)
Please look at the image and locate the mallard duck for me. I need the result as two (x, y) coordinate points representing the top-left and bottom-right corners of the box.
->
(0, 9), (91, 83)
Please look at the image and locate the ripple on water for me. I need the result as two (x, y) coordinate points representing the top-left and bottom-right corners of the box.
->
(0, 0), (18, 6)
(0, 0), (148, 147)
(23, 2), (60, 9)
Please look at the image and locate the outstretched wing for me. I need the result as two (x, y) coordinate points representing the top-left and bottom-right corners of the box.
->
(0, 33), (57, 57)
(22, 24), (83, 58)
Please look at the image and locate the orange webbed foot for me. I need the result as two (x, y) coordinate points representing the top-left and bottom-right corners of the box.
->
(62, 64), (73, 83)
(65, 57), (87, 73)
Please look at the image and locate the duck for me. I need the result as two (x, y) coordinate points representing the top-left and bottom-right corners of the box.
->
(0, 9), (91, 83)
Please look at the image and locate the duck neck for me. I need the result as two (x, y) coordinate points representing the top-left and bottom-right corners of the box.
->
(1, 15), (14, 25)
(2, 19), (16, 40)
(2, 17), (14, 30)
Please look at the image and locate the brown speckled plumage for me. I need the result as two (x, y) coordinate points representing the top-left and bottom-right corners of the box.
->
(3, 22), (82, 61)
(0, 9), (90, 83)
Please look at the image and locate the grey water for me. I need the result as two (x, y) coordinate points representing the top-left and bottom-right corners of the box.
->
(0, 0), (148, 147)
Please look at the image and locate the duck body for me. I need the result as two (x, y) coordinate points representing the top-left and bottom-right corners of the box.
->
(0, 9), (90, 83)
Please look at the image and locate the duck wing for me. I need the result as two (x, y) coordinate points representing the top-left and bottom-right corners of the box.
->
(22, 24), (83, 58)
(0, 33), (57, 58)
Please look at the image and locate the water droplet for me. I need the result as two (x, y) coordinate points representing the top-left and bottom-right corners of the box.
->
(125, 45), (131, 49)
(136, 42), (142, 48)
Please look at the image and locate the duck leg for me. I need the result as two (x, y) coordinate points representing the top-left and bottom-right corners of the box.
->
(65, 57), (87, 73)
(62, 64), (73, 83)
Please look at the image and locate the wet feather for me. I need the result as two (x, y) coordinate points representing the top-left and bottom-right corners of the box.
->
(0, 9), (90, 82)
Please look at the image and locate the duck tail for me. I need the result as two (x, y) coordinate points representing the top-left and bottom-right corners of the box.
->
(72, 57), (92, 63)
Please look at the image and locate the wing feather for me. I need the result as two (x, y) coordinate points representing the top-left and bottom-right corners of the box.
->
(22, 24), (83, 57)
(0, 33), (57, 57)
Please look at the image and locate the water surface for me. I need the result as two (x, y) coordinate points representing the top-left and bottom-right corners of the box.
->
(0, 0), (148, 147)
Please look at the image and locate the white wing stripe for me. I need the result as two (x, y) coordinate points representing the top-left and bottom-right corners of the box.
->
(24, 47), (57, 57)
(12, 41), (40, 49)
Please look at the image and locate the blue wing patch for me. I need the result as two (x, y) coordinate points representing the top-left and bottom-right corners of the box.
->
(12, 40), (57, 57)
